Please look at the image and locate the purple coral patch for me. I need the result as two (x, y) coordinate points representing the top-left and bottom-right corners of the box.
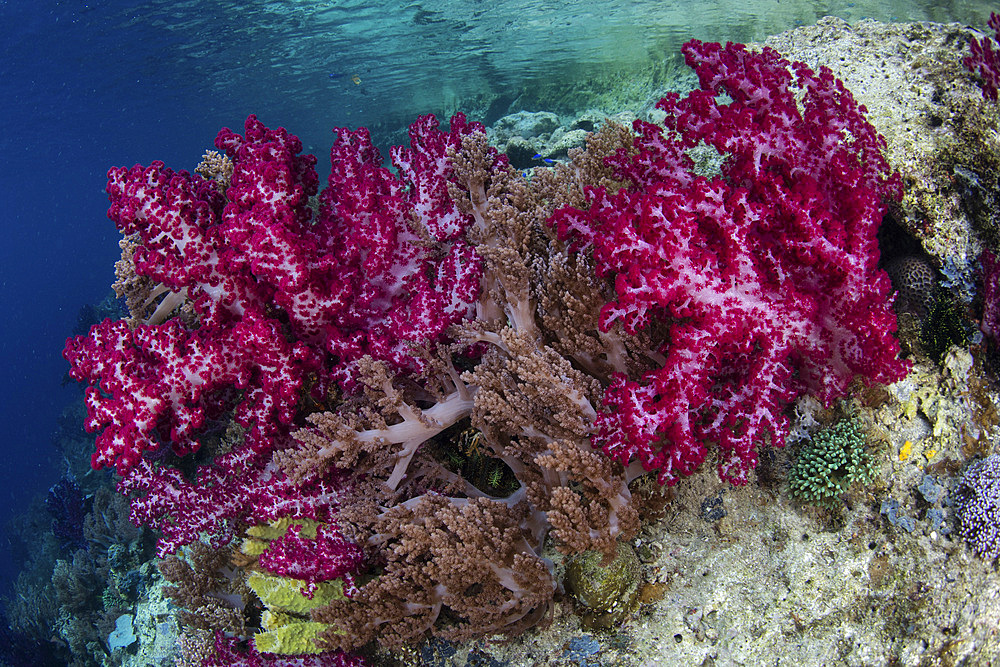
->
(955, 454), (1000, 561)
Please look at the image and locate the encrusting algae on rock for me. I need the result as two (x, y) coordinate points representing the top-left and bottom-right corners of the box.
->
(565, 542), (643, 631)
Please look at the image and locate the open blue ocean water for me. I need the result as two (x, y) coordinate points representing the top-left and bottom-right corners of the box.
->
(0, 0), (995, 661)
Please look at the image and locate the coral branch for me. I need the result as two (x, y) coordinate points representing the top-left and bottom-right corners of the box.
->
(965, 13), (1000, 100)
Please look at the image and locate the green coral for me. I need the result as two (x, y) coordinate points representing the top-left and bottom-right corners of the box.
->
(564, 541), (642, 630)
(246, 571), (347, 615)
(254, 610), (330, 655)
(788, 418), (878, 508)
(245, 571), (350, 654)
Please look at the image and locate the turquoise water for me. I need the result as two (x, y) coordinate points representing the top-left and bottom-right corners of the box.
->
(8, 0), (988, 155)
(150, 0), (998, 151)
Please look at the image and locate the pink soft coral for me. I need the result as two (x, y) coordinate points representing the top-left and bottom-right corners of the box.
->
(965, 13), (1000, 100)
(64, 114), (488, 476)
(64, 114), (496, 557)
(552, 40), (909, 485)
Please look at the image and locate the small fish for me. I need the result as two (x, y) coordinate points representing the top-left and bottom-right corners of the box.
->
(532, 153), (555, 164)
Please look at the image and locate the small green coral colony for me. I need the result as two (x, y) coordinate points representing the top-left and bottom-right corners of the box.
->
(564, 542), (642, 630)
(788, 419), (878, 507)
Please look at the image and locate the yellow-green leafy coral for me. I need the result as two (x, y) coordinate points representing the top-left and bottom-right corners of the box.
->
(254, 610), (330, 655)
(247, 571), (347, 615)
(242, 519), (351, 654)
(789, 418), (877, 507)
(246, 570), (349, 654)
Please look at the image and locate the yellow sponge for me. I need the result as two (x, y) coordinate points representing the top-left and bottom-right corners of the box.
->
(246, 571), (347, 615)
(254, 611), (329, 655)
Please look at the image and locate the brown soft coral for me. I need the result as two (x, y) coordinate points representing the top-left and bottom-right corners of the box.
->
(313, 495), (553, 651)
(275, 120), (654, 651)
(159, 542), (248, 635)
(460, 328), (639, 555)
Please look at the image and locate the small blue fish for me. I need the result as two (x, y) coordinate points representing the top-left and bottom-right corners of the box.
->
(532, 153), (555, 164)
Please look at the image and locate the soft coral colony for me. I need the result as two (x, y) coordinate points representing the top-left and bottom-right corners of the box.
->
(63, 39), (909, 662)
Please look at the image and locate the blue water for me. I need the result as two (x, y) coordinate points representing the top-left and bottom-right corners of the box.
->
(0, 0), (992, 624)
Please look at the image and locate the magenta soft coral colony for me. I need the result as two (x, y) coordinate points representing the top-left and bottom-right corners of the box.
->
(970, 14), (1000, 346)
(965, 12), (1000, 101)
(552, 40), (909, 486)
(63, 38), (908, 661)
(62, 114), (489, 550)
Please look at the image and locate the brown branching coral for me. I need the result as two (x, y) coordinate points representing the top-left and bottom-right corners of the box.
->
(272, 120), (654, 651)
(159, 542), (248, 635)
(112, 233), (158, 326)
(175, 628), (217, 667)
(313, 495), (554, 652)
(529, 119), (635, 212)
(462, 327), (601, 443)
(277, 356), (476, 491)
(459, 328), (639, 556)
(195, 150), (234, 193)
(451, 123), (653, 382)
(112, 231), (194, 327)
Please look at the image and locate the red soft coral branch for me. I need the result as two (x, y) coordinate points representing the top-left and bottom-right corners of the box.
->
(552, 41), (909, 486)
(119, 442), (351, 558)
(63, 312), (317, 473)
(965, 13), (1000, 101)
(257, 522), (364, 598)
(65, 114), (488, 473)
(315, 114), (490, 383)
